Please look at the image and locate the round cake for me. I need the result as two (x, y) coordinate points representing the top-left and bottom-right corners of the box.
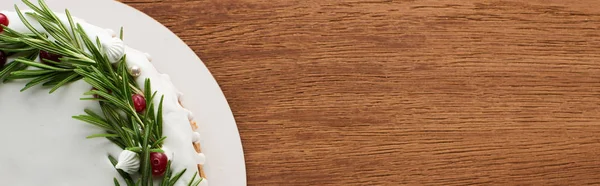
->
(0, 0), (207, 185)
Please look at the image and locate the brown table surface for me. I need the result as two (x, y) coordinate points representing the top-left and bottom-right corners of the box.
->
(122, 0), (600, 185)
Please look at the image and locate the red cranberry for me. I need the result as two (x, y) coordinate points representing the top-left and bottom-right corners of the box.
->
(132, 94), (146, 113)
(0, 13), (8, 32)
(0, 50), (6, 68)
(39, 50), (61, 64)
(150, 152), (168, 176)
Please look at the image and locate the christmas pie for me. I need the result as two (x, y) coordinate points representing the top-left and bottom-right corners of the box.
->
(0, 1), (207, 185)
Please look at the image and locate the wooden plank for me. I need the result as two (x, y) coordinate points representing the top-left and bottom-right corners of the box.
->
(121, 0), (600, 185)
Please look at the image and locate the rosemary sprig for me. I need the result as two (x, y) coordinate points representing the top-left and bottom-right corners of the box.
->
(0, 0), (201, 185)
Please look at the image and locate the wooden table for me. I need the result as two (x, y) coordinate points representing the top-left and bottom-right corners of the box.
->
(122, 0), (600, 185)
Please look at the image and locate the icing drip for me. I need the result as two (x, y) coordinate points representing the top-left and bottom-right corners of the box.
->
(195, 153), (206, 165)
(0, 10), (206, 186)
(177, 92), (184, 102)
(186, 109), (195, 120)
(105, 28), (116, 38)
(192, 132), (201, 143)
(162, 74), (171, 81)
(144, 52), (152, 62)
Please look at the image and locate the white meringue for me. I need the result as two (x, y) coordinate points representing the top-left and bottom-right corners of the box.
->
(103, 37), (125, 63)
(115, 150), (140, 174)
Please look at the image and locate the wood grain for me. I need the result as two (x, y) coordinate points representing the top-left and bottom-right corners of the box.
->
(120, 0), (600, 185)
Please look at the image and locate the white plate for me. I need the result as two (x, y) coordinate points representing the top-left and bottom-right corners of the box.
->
(0, 0), (246, 185)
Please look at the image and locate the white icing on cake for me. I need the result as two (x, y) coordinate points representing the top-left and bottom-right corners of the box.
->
(177, 91), (184, 102)
(105, 28), (116, 38)
(192, 132), (201, 143)
(125, 46), (204, 186)
(0, 10), (206, 186)
(144, 52), (153, 62)
(186, 109), (195, 120)
(200, 179), (209, 186)
(196, 153), (206, 165)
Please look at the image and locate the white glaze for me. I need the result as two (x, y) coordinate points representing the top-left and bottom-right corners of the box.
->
(162, 74), (171, 81)
(196, 153), (206, 165)
(177, 91), (184, 102)
(187, 109), (195, 120)
(192, 132), (201, 143)
(115, 150), (140, 174)
(0, 10), (206, 185)
(105, 28), (116, 37)
(163, 146), (175, 161)
(144, 52), (153, 62)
